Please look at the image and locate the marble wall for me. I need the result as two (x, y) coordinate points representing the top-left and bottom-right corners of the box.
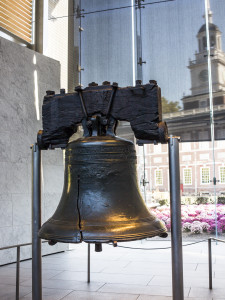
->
(0, 36), (68, 265)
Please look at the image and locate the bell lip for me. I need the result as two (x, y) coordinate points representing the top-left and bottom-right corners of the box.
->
(81, 229), (168, 243)
(38, 234), (82, 244)
(38, 227), (82, 243)
(38, 228), (168, 244)
(38, 218), (168, 243)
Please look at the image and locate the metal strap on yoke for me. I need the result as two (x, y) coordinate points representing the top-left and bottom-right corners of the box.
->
(106, 85), (118, 118)
(77, 85), (118, 120)
(77, 89), (88, 119)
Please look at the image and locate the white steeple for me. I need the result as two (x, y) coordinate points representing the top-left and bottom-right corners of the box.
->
(204, 0), (213, 23)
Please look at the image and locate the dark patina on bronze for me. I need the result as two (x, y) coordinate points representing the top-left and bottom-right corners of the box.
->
(38, 81), (168, 246)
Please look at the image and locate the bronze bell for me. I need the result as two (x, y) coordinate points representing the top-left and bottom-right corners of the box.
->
(39, 134), (167, 244)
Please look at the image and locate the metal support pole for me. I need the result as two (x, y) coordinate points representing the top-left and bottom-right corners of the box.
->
(32, 143), (42, 300)
(16, 246), (20, 300)
(208, 238), (212, 289)
(87, 244), (90, 283)
(168, 136), (184, 300)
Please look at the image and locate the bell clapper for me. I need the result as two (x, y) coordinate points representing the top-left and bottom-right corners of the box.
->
(48, 240), (57, 246)
(113, 241), (117, 247)
(95, 243), (102, 252)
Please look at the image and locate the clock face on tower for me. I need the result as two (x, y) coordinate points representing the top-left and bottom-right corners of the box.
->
(199, 69), (208, 82)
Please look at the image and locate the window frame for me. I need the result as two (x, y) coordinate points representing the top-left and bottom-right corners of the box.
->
(155, 169), (163, 186)
(183, 168), (192, 185)
(219, 166), (225, 184)
(200, 167), (210, 184)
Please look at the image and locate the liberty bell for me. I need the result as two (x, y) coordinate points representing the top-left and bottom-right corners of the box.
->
(38, 82), (168, 247)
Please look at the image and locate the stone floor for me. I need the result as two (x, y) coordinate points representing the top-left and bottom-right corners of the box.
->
(0, 239), (225, 299)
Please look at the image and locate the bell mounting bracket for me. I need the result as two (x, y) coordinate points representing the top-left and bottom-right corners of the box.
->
(37, 80), (168, 150)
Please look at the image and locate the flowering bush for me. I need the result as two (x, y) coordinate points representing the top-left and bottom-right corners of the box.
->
(152, 204), (225, 234)
(183, 222), (191, 232)
(201, 222), (210, 232)
(190, 221), (203, 234)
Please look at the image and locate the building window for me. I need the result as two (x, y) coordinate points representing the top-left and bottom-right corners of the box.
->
(210, 35), (216, 48)
(199, 131), (209, 141)
(200, 153), (209, 160)
(216, 140), (225, 148)
(154, 157), (162, 163)
(218, 152), (225, 159)
(203, 36), (207, 49)
(201, 167), (210, 184)
(199, 141), (209, 149)
(181, 142), (191, 151)
(155, 169), (163, 186)
(182, 133), (191, 141)
(183, 168), (192, 185)
(219, 167), (225, 184)
(216, 129), (225, 140)
(182, 155), (191, 162)
(199, 100), (207, 108)
(153, 144), (162, 154)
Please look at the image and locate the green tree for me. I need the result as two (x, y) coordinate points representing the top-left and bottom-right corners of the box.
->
(161, 97), (181, 114)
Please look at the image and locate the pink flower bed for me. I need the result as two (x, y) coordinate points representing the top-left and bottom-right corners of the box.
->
(152, 204), (225, 234)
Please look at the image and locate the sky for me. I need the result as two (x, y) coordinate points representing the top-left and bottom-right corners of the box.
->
(79, 0), (225, 104)
(141, 0), (225, 103)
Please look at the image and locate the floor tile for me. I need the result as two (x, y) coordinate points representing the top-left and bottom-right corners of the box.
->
(20, 288), (73, 300)
(62, 290), (139, 300)
(1, 239), (225, 299)
(99, 283), (190, 297)
(0, 283), (31, 300)
(0, 266), (65, 280)
(137, 296), (172, 300)
(52, 270), (152, 285)
(0, 275), (27, 285)
(189, 287), (225, 299)
(21, 278), (105, 292)
(148, 275), (225, 289)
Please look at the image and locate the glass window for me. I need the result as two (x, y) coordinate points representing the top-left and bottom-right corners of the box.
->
(181, 142), (191, 151)
(199, 141), (209, 149)
(154, 144), (162, 154)
(182, 155), (191, 162)
(203, 36), (207, 50)
(218, 152), (225, 159)
(216, 140), (225, 148)
(201, 167), (210, 184)
(219, 167), (225, 184)
(199, 131), (209, 141)
(210, 35), (215, 48)
(155, 169), (163, 186)
(183, 168), (192, 185)
(154, 157), (162, 164)
(200, 153), (209, 160)
(199, 100), (207, 108)
(216, 129), (225, 140)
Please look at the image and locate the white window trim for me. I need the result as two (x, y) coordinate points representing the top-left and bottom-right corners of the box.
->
(200, 167), (210, 185)
(219, 166), (225, 184)
(183, 168), (192, 185)
(155, 169), (163, 186)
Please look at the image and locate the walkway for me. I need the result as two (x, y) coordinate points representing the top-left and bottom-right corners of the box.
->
(0, 240), (224, 299)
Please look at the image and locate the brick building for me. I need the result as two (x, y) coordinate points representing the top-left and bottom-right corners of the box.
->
(137, 2), (225, 204)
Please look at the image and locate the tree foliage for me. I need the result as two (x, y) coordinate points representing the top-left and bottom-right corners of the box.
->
(161, 97), (181, 114)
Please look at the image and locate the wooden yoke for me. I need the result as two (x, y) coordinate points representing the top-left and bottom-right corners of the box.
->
(37, 80), (168, 149)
